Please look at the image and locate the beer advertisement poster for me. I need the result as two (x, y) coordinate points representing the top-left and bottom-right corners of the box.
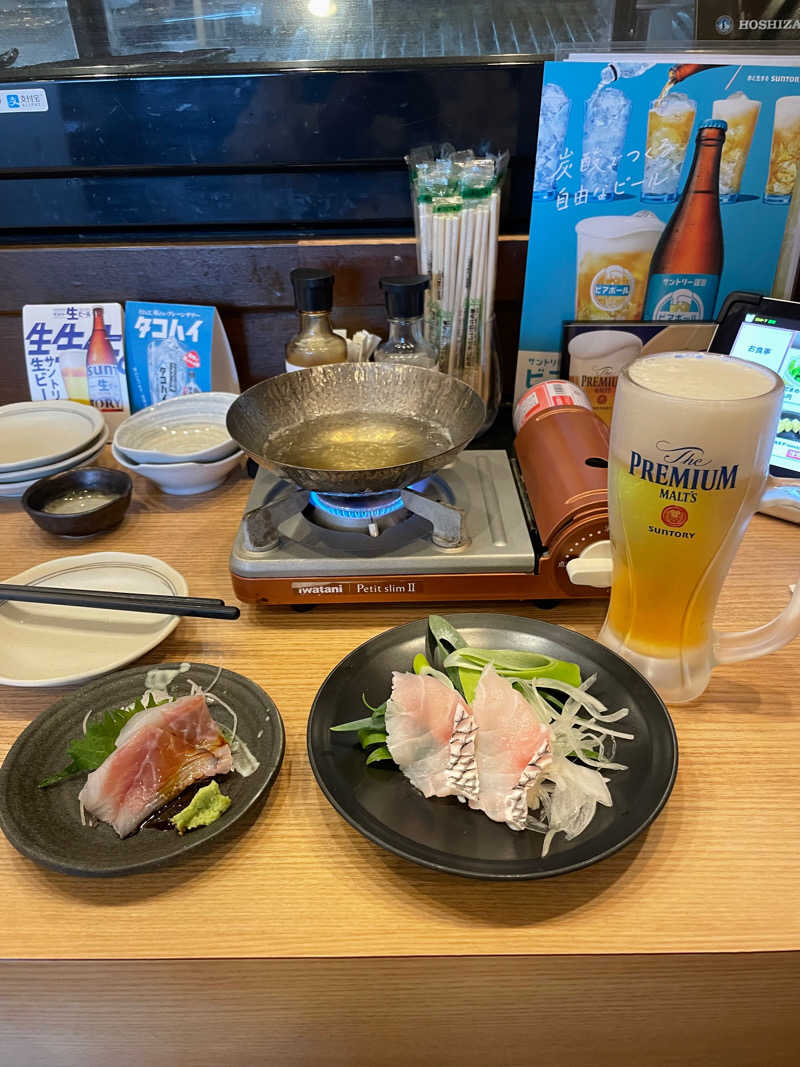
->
(520, 60), (800, 383)
(125, 302), (239, 412)
(22, 303), (130, 427)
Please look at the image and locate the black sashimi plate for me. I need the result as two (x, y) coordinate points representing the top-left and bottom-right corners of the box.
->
(0, 663), (285, 877)
(307, 614), (677, 880)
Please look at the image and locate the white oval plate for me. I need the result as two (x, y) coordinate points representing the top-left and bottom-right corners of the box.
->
(114, 393), (238, 464)
(0, 425), (110, 490)
(0, 401), (105, 475)
(0, 552), (187, 687)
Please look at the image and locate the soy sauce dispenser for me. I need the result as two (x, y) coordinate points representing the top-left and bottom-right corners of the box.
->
(375, 275), (437, 369)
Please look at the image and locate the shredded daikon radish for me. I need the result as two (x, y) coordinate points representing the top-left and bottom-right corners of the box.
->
(206, 692), (237, 744)
(515, 674), (632, 855)
(205, 664), (223, 695)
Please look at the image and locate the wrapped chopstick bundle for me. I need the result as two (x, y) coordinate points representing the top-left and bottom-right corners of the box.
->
(432, 197), (461, 363)
(412, 158), (454, 347)
(406, 145), (509, 426)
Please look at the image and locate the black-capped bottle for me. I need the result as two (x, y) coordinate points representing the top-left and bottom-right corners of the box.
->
(643, 119), (726, 322)
(285, 268), (347, 372)
(374, 275), (437, 369)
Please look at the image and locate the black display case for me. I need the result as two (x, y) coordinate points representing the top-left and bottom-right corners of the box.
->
(0, 0), (614, 241)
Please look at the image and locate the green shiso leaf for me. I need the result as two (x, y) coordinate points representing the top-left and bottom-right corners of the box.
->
(38, 693), (167, 789)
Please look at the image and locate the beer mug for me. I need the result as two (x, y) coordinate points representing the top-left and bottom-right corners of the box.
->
(598, 351), (800, 704)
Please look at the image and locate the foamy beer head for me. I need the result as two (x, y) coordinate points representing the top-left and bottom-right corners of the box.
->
(612, 351), (781, 477)
(712, 90), (761, 126)
(774, 95), (800, 133)
(575, 212), (664, 321)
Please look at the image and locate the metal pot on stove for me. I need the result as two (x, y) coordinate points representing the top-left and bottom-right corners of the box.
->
(226, 362), (486, 495)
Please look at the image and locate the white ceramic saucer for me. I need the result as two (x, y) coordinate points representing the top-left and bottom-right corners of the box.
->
(0, 552), (188, 687)
(0, 401), (105, 475)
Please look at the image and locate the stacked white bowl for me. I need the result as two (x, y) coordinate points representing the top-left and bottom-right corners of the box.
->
(112, 393), (243, 495)
(0, 401), (110, 499)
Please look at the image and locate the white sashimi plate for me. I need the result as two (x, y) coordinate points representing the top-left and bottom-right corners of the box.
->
(0, 401), (105, 475)
(0, 425), (110, 494)
(0, 552), (187, 687)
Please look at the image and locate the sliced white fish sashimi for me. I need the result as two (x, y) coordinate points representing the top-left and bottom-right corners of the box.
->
(470, 665), (553, 830)
(385, 672), (478, 801)
(78, 693), (232, 838)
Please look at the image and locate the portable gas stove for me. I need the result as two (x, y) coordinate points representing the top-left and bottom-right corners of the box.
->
(230, 449), (611, 606)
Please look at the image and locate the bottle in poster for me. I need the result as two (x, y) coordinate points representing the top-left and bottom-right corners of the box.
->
(657, 64), (718, 100)
(643, 120), (726, 322)
(86, 307), (123, 412)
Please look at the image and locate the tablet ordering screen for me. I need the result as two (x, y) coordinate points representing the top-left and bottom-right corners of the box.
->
(728, 312), (800, 475)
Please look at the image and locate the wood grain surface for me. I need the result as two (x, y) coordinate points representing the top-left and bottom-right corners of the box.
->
(0, 236), (528, 405)
(3, 953), (800, 1067)
(0, 452), (799, 962)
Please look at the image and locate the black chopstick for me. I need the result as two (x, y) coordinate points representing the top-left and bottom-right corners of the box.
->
(0, 584), (240, 620)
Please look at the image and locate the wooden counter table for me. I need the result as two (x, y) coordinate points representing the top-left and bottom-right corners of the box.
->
(1, 458), (799, 1066)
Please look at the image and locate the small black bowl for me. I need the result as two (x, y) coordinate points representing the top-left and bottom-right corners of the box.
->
(22, 467), (133, 537)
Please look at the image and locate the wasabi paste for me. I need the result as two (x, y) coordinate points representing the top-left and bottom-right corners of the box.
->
(171, 781), (231, 835)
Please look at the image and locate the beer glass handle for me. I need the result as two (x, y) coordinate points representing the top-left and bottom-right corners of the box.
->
(714, 477), (800, 665)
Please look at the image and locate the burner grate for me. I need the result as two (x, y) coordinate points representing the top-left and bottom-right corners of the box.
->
(242, 473), (467, 550)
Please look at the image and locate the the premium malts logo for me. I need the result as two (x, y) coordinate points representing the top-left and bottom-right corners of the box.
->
(628, 441), (739, 503)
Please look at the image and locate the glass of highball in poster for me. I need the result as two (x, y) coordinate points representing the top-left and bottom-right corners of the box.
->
(598, 351), (800, 704)
(580, 86), (632, 200)
(642, 93), (696, 203)
(765, 96), (800, 204)
(533, 82), (571, 201)
(712, 91), (761, 203)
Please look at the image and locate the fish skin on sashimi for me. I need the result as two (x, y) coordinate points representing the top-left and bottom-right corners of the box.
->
(385, 672), (478, 801)
(469, 665), (552, 830)
(78, 693), (232, 838)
